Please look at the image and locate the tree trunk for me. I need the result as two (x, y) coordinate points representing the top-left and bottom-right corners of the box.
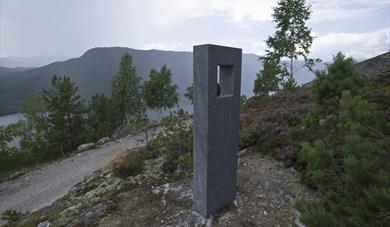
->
(144, 128), (149, 145)
(66, 112), (74, 148)
(290, 56), (294, 79)
(158, 109), (162, 122)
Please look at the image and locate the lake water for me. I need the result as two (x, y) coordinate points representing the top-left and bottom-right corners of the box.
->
(0, 103), (193, 127)
(0, 113), (24, 148)
(0, 113), (24, 127)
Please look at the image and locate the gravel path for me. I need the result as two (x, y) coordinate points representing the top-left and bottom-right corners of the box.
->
(0, 134), (143, 221)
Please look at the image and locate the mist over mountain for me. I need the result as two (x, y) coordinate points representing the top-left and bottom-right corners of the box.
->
(0, 56), (67, 68)
(0, 47), (325, 115)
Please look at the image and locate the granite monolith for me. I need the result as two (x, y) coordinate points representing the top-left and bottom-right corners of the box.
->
(192, 44), (242, 218)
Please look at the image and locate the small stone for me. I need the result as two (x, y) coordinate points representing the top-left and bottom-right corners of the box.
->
(238, 149), (248, 156)
(37, 220), (51, 227)
(151, 187), (161, 195)
(219, 211), (233, 223)
(233, 200), (239, 208)
(85, 211), (96, 220)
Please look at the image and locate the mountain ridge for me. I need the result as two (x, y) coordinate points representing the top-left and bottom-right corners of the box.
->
(0, 47), (323, 115)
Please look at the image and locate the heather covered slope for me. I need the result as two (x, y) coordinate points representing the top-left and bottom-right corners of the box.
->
(242, 53), (389, 226)
(241, 51), (390, 167)
(240, 87), (319, 167)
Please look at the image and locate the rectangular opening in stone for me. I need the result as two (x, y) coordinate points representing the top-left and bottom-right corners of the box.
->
(217, 64), (234, 97)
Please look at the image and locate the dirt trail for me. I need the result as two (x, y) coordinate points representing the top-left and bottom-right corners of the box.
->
(0, 135), (142, 222)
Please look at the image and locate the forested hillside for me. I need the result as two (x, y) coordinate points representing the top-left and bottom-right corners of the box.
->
(0, 47), (324, 115)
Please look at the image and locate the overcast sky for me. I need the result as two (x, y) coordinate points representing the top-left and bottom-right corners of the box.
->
(1, 0), (389, 61)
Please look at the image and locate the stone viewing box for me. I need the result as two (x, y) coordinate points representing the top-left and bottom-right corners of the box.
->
(192, 44), (242, 218)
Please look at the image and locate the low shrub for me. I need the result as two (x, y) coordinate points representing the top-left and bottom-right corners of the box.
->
(132, 197), (147, 209)
(1, 209), (23, 222)
(0, 123), (41, 175)
(147, 111), (192, 173)
(112, 149), (145, 178)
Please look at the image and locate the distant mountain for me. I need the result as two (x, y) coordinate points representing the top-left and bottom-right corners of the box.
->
(0, 66), (34, 73)
(0, 47), (324, 115)
(0, 66), (35, 81)
(355, 51), (390, 79)
(0, 56), (67, 68)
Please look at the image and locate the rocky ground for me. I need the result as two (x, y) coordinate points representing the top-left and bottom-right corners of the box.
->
(8, 148), (317, 227)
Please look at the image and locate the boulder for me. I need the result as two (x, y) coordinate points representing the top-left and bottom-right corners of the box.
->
(77, 143), (95, 152)
(97, 137), (110, 145)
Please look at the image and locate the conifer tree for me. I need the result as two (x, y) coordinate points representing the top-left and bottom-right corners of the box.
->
(0, 124), (20, 172)
(42, 75), (86, 154)
(312, 52), (366, 107)
(304, 52), (367, 128)
(282, 74), (298, 92)
(253, 58), (281, 96)
(184, 85), (193, 104)
(19, 93), (52, 160)
(87, 93), (113, 141)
